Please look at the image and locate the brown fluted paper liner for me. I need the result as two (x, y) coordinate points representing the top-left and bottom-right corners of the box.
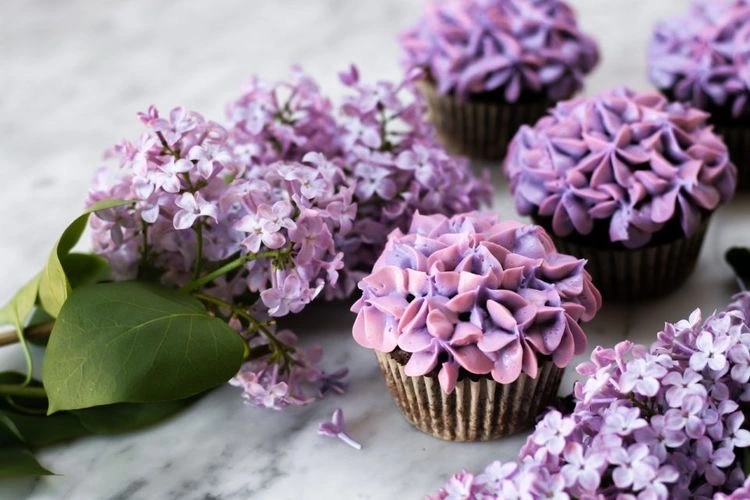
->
(419, 81), (552, 161)
(375, 351), (564, 442)
(542, 219), (710, 301)
(714, 123), (750, 191)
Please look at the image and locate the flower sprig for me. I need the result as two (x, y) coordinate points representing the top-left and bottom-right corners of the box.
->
(87, 105), (354, 409)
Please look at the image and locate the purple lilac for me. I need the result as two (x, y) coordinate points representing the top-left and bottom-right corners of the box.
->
(226, 66), (342, 165)
(88, 106), (354, 316)
(230, 330), (345, 411)
(505, 87), (737, 248)
(400, 0), (599, 101)
(351, 211), (601, 394)
(88, 107), (352, 411)
(226, 66), (492, 299)
(336, 67), (493, 292)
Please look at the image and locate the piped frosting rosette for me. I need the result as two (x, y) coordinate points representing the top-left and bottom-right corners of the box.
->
(399, 0), (599, 100)
(351, 211), (601, 394)
(504, 87), (737, 248)
(648, 0), (750, 120)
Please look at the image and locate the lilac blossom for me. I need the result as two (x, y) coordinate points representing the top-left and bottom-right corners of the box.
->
(88, 105), (352, 412)
(231, 330), (345, 411)
(226, 66), (492, 299)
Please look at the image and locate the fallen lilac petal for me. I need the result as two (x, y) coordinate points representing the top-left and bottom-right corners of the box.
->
(317, 408), (363, 450)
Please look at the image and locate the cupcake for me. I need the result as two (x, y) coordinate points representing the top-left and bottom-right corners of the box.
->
(351, 211), (601, 441)
(399, 0), (599, 161)
(648, 0), (750, 189)
(504, 87), (737, 300)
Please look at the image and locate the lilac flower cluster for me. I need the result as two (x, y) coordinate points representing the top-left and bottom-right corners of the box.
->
(432, 293), (750, 499)
(336, 67), (493, 283)
(89, 106), (352, 315)
(226, 66), (342, 165)
(88, 106), (353, 410)
(226, 67), (492, 297)
(230, 330), (348, 411)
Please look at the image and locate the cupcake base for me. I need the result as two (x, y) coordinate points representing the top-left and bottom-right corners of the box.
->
(713, 122), (750, 191)
(419, 81), (552, 162)
(375, 351), (564, 441)
(538, 219), (710, 301)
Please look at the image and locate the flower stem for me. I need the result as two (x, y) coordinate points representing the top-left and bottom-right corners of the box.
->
(140, 219), (150, 264)
(193, 223), (204, 281)
(0, 384), (47, 399)
(0, 321), (55, 347)
(181, 250), (282, 293)
(337, 432), (363, 450)
(192, 292), (293, 364)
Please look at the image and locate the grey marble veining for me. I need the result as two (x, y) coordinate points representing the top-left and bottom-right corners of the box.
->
(2, 0), (748, 498)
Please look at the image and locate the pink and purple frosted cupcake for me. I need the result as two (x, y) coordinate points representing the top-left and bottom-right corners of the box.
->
(505, 87), (737, 300)
(400, 0), (599, 160)
(351, 211), (601, 441)
(648, 0), (750, 189)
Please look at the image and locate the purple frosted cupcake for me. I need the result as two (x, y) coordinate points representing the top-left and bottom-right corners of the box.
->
(648, 0), (750, 189)
(351, 211), (601, 441)
(505, 88), (737, 300)
(400, 0), (599, 161)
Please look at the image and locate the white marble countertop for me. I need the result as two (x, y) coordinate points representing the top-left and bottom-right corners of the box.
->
(2, 0), (749, 498)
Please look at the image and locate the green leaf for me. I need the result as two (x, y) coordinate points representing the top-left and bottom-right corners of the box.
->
(73, 399), (194, 434)
(0, 275), (40, 330)
(0, 410), (88, 449)
(0, 413), (25, 445)
(62, 253), (111, 289)
(0, 371), (194, 447)
(43, 282), (245, 413)
(38, 199), (129, 318)
(0, 447), (53, 478)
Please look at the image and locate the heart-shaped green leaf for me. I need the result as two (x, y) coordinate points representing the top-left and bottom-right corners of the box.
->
(43, 281), (245, 413)
(38, 199), (130, 318)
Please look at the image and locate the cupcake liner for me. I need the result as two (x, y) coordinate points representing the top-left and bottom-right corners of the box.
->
(419, 81), (552, 161)
(713, 122), (750, 191)
(539, 219), (710, 301)
(375, 350), (564, 442)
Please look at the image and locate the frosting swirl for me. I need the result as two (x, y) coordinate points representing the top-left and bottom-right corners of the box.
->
(504, 88), (737, 248)
(399, 0), (600, 101)
(648, 0), (750, 120)
(351, 211), (601, 394)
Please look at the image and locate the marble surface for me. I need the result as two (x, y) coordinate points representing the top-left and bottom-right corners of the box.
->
(1, 0), (749, 498)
